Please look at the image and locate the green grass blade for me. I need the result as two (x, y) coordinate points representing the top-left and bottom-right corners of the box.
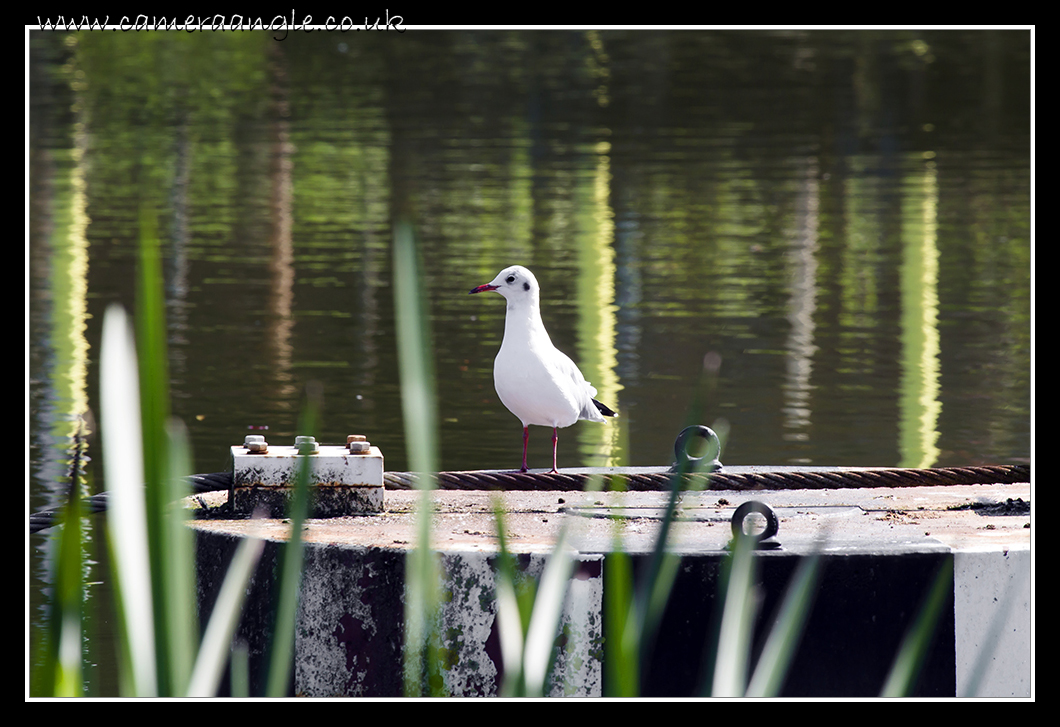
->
(135, 205), (174, 694)
(163, 419), (198, 695)
(100, 304), (157, 696)
(46, 478), (86, 696)
(603, 549), (637, 697)
(635, 420), (727, 687)
(634, 358), (725, 669)
(522, 524), (574, 697)
(392, 221), (438, 476)
(492, 500), (526, 696)
(744, 553), (822, 698)
(631, 459), (685, 681)
(186, 534), (266, 697)
(711, 530), (758, 697)
(612, 355), (727, 696)
(230, 643), (251, 699)
(393, 221), (443, 696)
(32, 420), (91, 697)
(265, 396), (318, 697)
(880, 557), (954, 697)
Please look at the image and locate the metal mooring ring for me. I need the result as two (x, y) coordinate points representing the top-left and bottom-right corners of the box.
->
(672, 425), (723, 472)
(731, 500), (780, 544)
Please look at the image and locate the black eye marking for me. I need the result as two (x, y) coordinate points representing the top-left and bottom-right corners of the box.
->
(506, 275), (516, 283)
(523, 282), (530, 291)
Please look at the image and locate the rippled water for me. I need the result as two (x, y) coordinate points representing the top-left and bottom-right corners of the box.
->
(30, 30), (1030, 477)
(28, 28), (1031, 693)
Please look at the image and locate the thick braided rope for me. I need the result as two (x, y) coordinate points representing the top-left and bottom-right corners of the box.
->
(383, 464), (1029, 491)
(29, 465), (1029, 533)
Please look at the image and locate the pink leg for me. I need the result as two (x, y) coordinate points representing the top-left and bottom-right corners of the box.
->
(520, 426), (529, 473)
(551, 427), (559, 474)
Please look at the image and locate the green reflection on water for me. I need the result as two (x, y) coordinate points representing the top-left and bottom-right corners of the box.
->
(899, 160), (942, 468)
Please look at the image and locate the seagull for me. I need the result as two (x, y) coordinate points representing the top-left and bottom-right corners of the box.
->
(469, 265), (617, 474)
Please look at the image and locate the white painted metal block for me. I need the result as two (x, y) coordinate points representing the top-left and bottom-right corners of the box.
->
(231, 445), (384, 487)
(230, 442), (384, 516)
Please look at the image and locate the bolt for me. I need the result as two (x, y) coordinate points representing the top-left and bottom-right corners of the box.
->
(244, 434), (268, 453)
(348, 434), (370, 454)
(295, 435), (319, 454)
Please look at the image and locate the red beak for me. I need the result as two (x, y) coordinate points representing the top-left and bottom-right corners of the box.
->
(469, 283), (499, 295)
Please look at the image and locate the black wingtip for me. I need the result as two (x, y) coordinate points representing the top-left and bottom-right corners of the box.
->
(593, 399), (618, 418)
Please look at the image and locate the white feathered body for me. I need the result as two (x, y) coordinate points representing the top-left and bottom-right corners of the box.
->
(473, 265), (608, 431)
(493, 304), (605, 429)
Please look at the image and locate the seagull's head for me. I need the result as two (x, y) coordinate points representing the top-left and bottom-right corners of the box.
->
(469, 265), (540, 306)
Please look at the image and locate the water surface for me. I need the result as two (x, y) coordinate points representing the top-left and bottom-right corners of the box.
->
(28, 28), (1031, 694)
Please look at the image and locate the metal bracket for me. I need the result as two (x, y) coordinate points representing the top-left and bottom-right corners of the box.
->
(670, 425), (724, 473)
(731, 500), (781, 550)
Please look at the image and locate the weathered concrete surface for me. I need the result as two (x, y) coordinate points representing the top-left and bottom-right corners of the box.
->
(189, 482), (1030, 697)
(954, 548), (1031, 697)
(192, 482), (1030, 555)
(289, 547), (602, 697)
(193, 526), (603, 697)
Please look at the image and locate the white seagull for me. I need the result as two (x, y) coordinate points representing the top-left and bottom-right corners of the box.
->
(469, 265), (617, 473)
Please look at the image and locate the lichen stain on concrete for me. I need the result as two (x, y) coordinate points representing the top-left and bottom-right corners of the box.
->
(435, 553), (502, 697)
(295, 547), (404, 696)
(549, 557), (603, 696)
(285, 542), (602, 696)
(433, 552), (603, 697)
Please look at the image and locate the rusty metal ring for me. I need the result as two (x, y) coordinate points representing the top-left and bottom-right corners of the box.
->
(731, 500), (779, 543)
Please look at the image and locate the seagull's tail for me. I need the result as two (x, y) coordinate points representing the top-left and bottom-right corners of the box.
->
(592, 399), (618, 418)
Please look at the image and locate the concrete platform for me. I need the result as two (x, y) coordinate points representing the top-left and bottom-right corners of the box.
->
(190, 482), (1030, 555)
(188, 481), (1031, 697)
